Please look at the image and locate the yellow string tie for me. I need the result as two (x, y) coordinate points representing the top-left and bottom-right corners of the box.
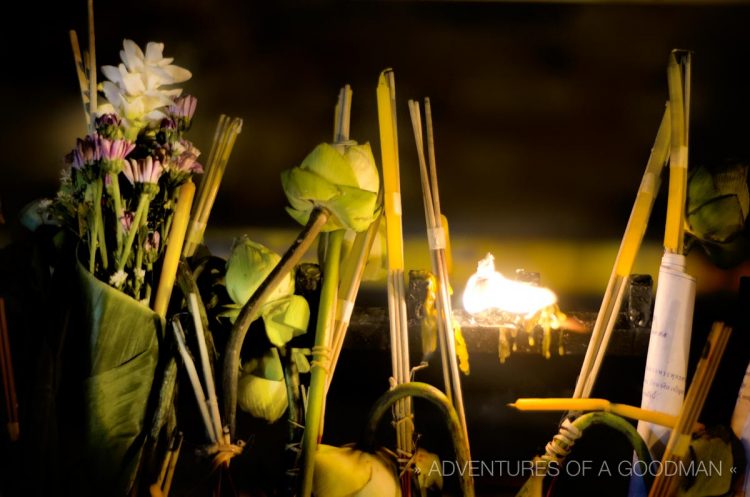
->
(311, 345), (332, 375)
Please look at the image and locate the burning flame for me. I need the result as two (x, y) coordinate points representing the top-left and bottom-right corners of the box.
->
(463, 253), (557, 317)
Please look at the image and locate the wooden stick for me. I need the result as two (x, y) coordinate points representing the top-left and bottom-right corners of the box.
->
(87, 0), (97, 133)
(0, 298), (18, 441)
(68, 30), (90, 126)
(574, 104), (671, 400)
(172, 319), (216, 443)
(648, 322), (731, 497)
(154, 181), (196, 317)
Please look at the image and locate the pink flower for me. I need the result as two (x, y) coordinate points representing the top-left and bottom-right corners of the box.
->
(120, 211), (135, 232)
(169, 95), (197, 121)
(99, 137), (135, 162)
(144, 231), (160, 253)
(123, 156), (163, 185)
(168, 139), (203, 174)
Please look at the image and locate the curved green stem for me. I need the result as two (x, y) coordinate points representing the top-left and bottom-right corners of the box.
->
(299, 229), (344, 497)
(360, 382), (474, 497)
(223, 207), (330, 436)
(95, 179), (109, 270)
(118, 193), (150, 272)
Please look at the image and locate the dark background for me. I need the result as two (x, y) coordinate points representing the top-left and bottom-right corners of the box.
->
(1, 1), (749, 495)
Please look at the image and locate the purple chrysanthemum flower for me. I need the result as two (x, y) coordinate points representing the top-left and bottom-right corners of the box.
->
(123, 156), (164, 185)
(66, 135), (101, 169)
(120, 211), (135, 232)
(171, 139), (203, 174)
(95, 113), (122, 138)
(144, 231), (160, 253)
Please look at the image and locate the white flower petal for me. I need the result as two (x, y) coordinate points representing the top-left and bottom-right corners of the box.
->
(101, 81), (123, 108)
(121, 39), (145, 72)
(120, 70), (146, 96)
(101, 65), (122, 86)
(144, 42), (165, 64)
(163, 65), (192, 84)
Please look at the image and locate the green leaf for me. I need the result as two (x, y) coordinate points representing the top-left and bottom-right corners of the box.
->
(677, 432), (734, 497)
(74, 258), (160, 495)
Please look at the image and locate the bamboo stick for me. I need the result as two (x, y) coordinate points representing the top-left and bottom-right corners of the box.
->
(376, 69), (414, 467)
(154, 180), (196, 317)
(574, 104), (671, 400)
(0, 298), (18, 441)
(648, 322), (731, 497)
(162, 432), (183, 497)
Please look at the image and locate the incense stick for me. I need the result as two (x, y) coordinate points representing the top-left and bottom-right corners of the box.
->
(574, 104), (671, 400)
(184, 116), (242, 257)
(0, 298), (18, 441)
(408, 98), (470, 450)
(648, 322), (731, 497)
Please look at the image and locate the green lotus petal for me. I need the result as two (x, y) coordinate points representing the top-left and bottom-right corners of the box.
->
(261, 295), (310, 347)
(687, 195), (745, 243)
(237, 373), (288, 422)
(313, 445), (374, 497)
(225, 237), (294, 306)
(291, 348), (311, 374)
(302, 143), (360, 189)
(256, 348), (284, 381)
(677, 433), (733, 497)
(282, 164), (339, 203)
(687, 166), (718, 212)
(326, 186), (379, 232)
(343, 142), (379, 193)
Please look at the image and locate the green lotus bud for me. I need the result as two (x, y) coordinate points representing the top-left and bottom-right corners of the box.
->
(313, 445), (401, 497)
(342, 219), (387, 282)
(237, 349), (287, 422)
(282, 142), (380, 232)
(226, 236), (294, 306)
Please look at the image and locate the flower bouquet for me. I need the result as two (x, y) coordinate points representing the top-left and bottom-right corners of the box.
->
(45, 35), (210, 495)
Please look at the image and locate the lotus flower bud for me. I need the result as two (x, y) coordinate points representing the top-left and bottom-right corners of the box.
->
(225, 237), (294, 306)
(313, 445), (401, 497)
(281, 141), (380, 232)
(237, 349), (287, 422)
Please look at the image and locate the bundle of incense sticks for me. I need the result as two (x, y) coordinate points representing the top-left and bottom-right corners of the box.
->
(638, 50), (695, 454)
(376, 70), (414, 466)
(183, 115), (243, 258)
(573, 104), (671, 401)
(648, 322), (732, 497)
(408, 98), (470, 449)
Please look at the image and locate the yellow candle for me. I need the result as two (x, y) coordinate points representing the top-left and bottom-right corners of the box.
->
(510, 398), (678, 428)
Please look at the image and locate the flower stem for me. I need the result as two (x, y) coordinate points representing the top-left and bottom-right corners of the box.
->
(109, 171), (124, 250)
(118, 193), (150, 272)
(95, 179), (108, 270)
(300, 229), (344, 497)
(361, 382), (475, 497)
(223, 207), (330, 436)
(134, 231), (145, 300)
